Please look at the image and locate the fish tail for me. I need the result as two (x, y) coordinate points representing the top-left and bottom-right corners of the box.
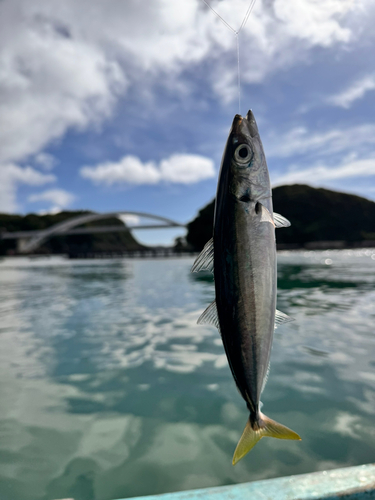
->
(232, 411), (301, 465)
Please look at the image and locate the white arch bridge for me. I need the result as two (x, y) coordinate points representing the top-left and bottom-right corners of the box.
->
(1, 211), (186, 254)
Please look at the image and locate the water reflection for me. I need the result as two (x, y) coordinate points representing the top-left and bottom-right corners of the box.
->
(0, 252), (374, 500)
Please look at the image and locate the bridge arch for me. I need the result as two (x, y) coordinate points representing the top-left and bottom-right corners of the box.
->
(19, 211), (185, 253)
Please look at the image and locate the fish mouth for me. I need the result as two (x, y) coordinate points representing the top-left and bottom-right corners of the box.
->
(232, 110), (259, 139)
(232, 114), (243, 128)
(246, 109), (254, 122)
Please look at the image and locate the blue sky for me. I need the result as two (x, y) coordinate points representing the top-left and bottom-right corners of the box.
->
(1, 0), (375, 244)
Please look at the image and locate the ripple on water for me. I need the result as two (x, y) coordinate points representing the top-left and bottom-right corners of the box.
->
(0, 253), (374, 500)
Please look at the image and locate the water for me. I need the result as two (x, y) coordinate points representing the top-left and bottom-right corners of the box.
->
(0, 250), (374, 500)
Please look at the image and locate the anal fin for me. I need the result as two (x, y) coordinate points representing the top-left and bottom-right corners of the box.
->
(197, 300), (220, 332)
(261, 362), (270, 393)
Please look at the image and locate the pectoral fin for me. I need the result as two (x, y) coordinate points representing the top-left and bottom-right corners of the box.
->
(273, 213), (291, 228)
(191, 238), (214, 273)
(258, 205), (291, 228)
(258, 205), (275, 226)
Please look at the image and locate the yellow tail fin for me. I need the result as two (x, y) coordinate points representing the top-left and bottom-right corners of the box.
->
(232, 412), (301, 465)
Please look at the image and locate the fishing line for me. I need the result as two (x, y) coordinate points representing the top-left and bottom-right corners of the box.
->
(200, 0), (237, 34)
(200, 0), (257, 113)
(236, 33), (241, 113)
(238, 0), (257, 35)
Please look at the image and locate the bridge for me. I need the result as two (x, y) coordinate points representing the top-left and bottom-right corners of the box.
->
(0, 211), (186, 254)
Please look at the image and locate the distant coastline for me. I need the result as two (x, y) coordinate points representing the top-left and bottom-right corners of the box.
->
(185, 184), (375, 252)
(0, 210), (144, 256)
(1, 184), (375, 257)
(277, 240), (375, 251)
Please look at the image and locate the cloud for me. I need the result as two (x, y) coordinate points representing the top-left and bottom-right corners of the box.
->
(0, 164), (55, 212)
(272, 0), (352, 46)
(37, 206), (66, 215)
(272, 156), (375, 186)
(0, 20), (126, 166)
(0, 0), (366, 211)
(266, 123), (375, 159)
(159, 154), (216, 184)
(327, 74), (375, 108)
(211, 0), (355, 99)
(0, 0), (360, 167)
(118, 214), (140, 226)
(80, 153), (215, 186)
(81, 156), (160, 185)
(264, 119), (375, 194)
(33, 152), (57, 170)
(267, 122), (375, 189)
(28, 188), (75, 207)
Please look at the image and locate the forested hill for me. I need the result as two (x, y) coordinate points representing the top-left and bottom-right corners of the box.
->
(186, 184), (375, 251)
(0, 211), (145, 255)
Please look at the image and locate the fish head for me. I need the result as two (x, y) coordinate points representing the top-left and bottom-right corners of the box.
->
(224, 110), (271, 204)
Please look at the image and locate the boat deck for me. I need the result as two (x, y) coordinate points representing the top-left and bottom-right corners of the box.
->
(117, 463), (375, 500)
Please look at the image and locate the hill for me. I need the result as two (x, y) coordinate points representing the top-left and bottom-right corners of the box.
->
(0, 211), (145, 255)
(186, 184), (375, 251)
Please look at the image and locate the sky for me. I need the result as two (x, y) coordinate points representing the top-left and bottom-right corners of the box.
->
(1, 0), (375, 245)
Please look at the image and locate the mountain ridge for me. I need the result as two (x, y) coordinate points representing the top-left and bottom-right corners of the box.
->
(186, 184), (375, 251)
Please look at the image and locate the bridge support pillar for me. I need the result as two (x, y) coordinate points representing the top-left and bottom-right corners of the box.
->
(17, 238), (32, 254)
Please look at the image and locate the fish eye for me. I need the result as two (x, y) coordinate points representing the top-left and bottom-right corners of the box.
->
(234, 144), (252, 164)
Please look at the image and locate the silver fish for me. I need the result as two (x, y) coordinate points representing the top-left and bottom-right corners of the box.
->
(192, 110), (301, 464)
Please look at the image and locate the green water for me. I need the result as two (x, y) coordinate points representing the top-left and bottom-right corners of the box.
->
(0, 251), (374, 500)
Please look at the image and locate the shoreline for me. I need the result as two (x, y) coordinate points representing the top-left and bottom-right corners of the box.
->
(1, 241), (375, 260)
(276, 240), (375, 251)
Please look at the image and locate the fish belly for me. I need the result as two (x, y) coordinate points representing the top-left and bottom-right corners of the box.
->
(215, 208), (276, 409)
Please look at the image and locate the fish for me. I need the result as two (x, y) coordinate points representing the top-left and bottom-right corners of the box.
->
(192, 110), (301, 465)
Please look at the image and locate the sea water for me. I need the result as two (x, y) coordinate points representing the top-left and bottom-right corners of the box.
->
(0, 250), (374, 500)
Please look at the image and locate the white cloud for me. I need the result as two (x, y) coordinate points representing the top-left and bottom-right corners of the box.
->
(267, 122), (375, 189)
(0, 0), (360, 167)
(272, 0), (352, 46)
(28, 188), (75, 207)
(81, 156), (161, 185)
(0, 0), (366, 210)
(0, 21), (126, 166)
(38, 206), (65, 215)
(273, 156), (375, 186)
(80, 153), (215, 186)
(327, 74), (375, 108)
(0, 164), (55, 212)
(118, 214), (140, 226)
(33, 152), (57, 170)
(159, 154), (216, 184)
(211, 0), (355, 98)
(266, 123), (375, 159)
